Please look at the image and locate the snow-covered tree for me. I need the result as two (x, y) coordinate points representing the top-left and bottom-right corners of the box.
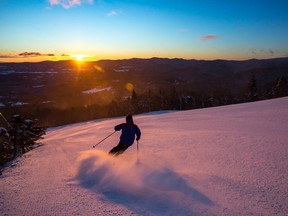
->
(0, 127), (12, 165)
(0, 114), (46, 165)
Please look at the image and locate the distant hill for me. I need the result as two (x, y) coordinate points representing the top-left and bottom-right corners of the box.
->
(0, 57), (287, 126)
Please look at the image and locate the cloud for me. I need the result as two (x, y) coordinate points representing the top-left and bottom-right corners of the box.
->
(200, 34), (218, 41)
(0, 52), (59, 58)
(19, 52), (58, 57)
(107, 10), (122, 16)
(49, 0), (93, 9)
(0, 52), (44, 59)
(19, 52), (42, 57)
(251, 49), (277, 56)
(0, 52), (72, 62)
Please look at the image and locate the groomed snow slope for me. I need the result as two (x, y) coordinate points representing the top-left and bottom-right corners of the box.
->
(1, 97), (287, 216)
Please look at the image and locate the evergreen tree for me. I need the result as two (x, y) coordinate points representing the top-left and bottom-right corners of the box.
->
(8, 114), (46, 160)
(132, 89), (138, 102)
(248, 75), (258, 101)
(274, 77), (287, 97)
(0, 127), (12, 165)
(131, 89), (139, 114)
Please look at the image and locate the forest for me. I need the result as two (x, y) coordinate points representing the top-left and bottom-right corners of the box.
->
(0, 57), (288, 165)
(0, 57), (287, 127)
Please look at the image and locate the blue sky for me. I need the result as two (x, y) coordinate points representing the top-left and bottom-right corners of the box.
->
(0, 0), (288, 61)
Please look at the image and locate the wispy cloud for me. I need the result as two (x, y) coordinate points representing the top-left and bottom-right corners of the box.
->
(200, 34), (218, 41)
(0, 52), (68, 59)
(19, 52), (42, 57)
(18, 52), (58, 57)
(0, 52), (43, 58)
(251, 49), (276, 56)
(107, 10), (122, 17)
(49, 0), (93, 9)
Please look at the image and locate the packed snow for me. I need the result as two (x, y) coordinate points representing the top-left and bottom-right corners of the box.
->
(113, 66), (132, 73)
(82, 87), (112, 94)
(10, 102), (29, 106)
(1, 97), (287, 216)
(32, 85), (45, 88)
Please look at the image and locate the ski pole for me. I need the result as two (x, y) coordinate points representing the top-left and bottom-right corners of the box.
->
(0, 112), (11, 128)
(92, 131), (117, 148)
(137, 140), (139, 161)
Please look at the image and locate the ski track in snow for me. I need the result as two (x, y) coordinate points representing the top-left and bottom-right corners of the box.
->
(0, 97), (288, 216)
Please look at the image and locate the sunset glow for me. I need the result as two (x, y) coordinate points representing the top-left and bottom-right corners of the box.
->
(71, 54), (92, 62)
(0, 0), (288, 62)
(73, 54), (84, 61)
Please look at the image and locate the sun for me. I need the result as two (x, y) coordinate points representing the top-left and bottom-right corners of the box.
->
(71, 54), (93, 63)
(76, 54), (84, 61)
(72, 54), (84, 61)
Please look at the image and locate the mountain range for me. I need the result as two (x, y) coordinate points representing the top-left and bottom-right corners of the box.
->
(0, 57), (287, 126)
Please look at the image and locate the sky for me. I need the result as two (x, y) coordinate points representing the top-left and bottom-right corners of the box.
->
(0, 0), (288, 62)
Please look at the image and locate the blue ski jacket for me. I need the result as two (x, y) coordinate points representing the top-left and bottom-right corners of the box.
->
(114, 119), (141, 146)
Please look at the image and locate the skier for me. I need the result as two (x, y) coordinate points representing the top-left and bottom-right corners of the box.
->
(109, 114), (141, 156)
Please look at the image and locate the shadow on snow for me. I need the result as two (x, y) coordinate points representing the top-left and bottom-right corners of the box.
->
(74, 150), (213, 215)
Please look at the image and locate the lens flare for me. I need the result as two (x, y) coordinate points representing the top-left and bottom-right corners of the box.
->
(94, 65), (105, 73)
(125, 83), (134, 91)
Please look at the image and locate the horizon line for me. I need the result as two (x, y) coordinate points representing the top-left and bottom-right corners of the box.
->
(1, 56), (288, 64)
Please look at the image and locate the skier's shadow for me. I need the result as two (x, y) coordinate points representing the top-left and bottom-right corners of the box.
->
(76, 154), (213, 215)
(99, 167), (213, 215)
(143, 167), (213, 205)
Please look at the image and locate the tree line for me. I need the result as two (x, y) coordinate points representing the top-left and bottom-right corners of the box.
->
(0, 75), (287, 166)
(0, 75), (287, 127)
(1, 74), (285, 127)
